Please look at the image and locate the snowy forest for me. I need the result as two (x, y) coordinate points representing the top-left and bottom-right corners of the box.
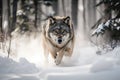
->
(0, 0), (120, 80)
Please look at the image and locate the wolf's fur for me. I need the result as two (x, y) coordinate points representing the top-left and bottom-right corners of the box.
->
(42, 16), (75, 65)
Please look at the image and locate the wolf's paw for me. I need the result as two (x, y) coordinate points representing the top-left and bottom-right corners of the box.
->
(55, 59), (61, 65)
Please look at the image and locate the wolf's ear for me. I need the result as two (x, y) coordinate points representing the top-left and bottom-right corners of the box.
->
(49, 16), (55, 24)
(64, 16), (70, 24)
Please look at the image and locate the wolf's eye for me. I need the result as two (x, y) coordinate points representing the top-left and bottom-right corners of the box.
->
(56, 29), (59, 32)
(63, 31), (67, 35)
(61, 29), (64, 33)
(53, 31), (57, 35)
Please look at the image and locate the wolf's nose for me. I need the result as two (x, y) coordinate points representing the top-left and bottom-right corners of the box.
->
(58, 39), (62, 44)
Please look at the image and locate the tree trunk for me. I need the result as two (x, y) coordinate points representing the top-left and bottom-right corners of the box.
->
(58, 0), (65, 16)
(77, 0), (84, 34)
(72, 0), (78, 28)
(83, 0), (96, 38)
(63, 0), (72, 17)
(34, 0), (38, 28)
(11, 0), (18, 32)
(0, 0), (2, 33)
(52, 0), (58, 15)
(2, 0), (9, 36)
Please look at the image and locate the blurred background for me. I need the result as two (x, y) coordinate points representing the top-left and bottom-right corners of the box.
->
(0, 0), (101, 35)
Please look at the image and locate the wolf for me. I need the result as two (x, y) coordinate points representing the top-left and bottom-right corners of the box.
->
(42, 16), (75, 65)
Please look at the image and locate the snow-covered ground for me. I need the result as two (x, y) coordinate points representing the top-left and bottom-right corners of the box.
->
(0, 32), (120, 80)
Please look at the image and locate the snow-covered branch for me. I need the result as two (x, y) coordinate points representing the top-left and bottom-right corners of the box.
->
(92, 18), (120, 36)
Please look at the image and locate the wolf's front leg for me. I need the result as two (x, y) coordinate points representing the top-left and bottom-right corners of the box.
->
(50, 52), (57, 59)
(55, 49), (65, 65)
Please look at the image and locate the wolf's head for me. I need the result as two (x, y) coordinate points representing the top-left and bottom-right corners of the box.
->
(46, 16), (73, 47)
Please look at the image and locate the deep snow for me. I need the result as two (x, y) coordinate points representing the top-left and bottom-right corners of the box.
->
(0, 32), (120, 80)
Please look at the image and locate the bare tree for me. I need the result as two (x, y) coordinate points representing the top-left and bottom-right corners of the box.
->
(72, 0), (78, 28)
(58, 0), (65, 16)
(11, 0), (18, 32)
(0, 0), (2, 33)
(2, 0), (10, 36)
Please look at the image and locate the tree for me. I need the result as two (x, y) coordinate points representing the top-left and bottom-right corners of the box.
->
(2, 0), (10, 37)
(11, 0), (18, 32)
(0, 0), (2, 33)
(92, 0), (120, 49)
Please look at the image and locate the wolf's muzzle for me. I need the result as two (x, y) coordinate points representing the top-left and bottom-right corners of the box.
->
(58, 38), (62, 44)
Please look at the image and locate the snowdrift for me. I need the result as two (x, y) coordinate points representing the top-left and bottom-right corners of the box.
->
(0, 33), (120, 80)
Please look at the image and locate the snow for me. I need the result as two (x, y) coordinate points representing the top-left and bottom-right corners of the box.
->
(104, 20), (110, 27)
(92, 23), (105, 36)
(117, 26), (120, 30)
(17, 10), (25, 16)
(0, 32), (120, 80)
